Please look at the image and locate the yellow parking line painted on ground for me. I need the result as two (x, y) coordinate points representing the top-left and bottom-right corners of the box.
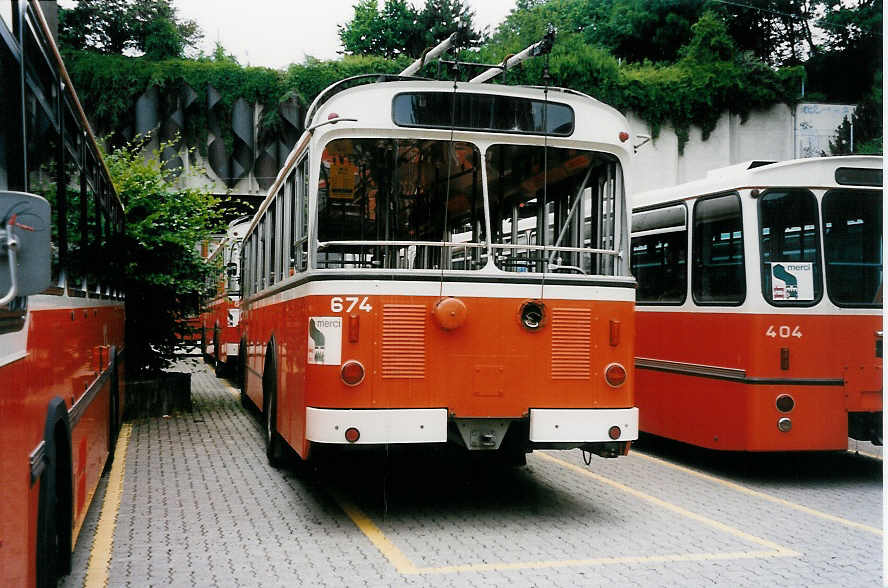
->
(333, 452), (798, 576)
(330, 490), (419, 574)
(537, 452), (798, 555)
(631, 449), (883, 536)
(84, 423), (132, 588)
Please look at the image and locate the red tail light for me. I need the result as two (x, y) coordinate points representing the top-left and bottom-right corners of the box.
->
(340, 360), (365, 386)
(604, 363), (627, 387)
(608, 426), (622, 440)
(345, 427), (360, 443)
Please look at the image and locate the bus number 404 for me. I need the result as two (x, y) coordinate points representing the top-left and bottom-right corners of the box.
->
(331, 296), (373, 313)
(766, 325), (803, 339)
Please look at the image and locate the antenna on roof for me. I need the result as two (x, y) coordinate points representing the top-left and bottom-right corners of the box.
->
(469, 25), (555, 84)
(400, 22), (468, 77)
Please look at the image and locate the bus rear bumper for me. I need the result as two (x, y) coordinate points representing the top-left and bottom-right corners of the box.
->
(529, 408), (638, 442)
(306, 407), (448, 444)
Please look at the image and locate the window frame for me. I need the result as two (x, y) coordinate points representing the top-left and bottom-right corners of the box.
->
(691, 191), (746, 307)
(631, 202), (689, 306)
(757, 188), (823, 308)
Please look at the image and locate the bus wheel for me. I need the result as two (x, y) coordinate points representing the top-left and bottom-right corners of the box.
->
(263, 347), (285, 467)
(36, 406), (72, 587)
(238, 340), (249, 409)
(213, 328), (223, 377)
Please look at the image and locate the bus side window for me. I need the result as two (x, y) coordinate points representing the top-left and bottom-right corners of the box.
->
(692, 193), (745, 305)
(631, 204), (687, 304)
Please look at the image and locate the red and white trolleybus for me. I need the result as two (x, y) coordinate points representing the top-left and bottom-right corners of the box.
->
(201, 217), (249, 374)
(238, 46), (639, 467)
(1, 2), (126, 586)
(631, 156), (882, 451)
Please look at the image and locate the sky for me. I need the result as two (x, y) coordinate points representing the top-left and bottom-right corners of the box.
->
(172, 0), (518, 69)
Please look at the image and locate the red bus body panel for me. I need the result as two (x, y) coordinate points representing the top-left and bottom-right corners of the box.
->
(0, 300), (124, 586)
(244, 290), (635, 459)
(636, 310), (881, 450)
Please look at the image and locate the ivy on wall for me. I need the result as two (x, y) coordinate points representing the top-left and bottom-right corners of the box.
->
(64, 14), (802, 158)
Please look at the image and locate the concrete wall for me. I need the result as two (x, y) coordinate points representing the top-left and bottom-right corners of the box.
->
(628, 102), (854, 194)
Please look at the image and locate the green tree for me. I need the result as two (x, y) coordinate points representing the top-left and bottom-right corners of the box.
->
(830, 74), (883, 155)
(338, 0), (481, 59)
(104, 137), (223, 376)
(59, 0), (202, 59)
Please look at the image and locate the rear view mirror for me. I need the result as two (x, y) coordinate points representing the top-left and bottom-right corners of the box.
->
(0, 191), (51, 305)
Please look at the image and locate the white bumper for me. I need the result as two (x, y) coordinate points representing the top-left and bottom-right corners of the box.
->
(529, 408), (638, 442)
(306, 407), (448, 444)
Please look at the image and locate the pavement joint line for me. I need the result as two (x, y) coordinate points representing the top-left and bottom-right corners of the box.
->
(332, 452), (799, 576)
(84, 422), (132, 587)
(630, 449), (884, 536)
(538, 452), (800, 556)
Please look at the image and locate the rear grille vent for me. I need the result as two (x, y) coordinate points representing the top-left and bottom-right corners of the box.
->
(551, 308), (591, 379)
(382, 304), (426, 378)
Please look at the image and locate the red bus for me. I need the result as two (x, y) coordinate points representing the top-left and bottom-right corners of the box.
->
(631, 157), (882, 451)
(0, 2), (126, 586)
(201, 217), (249, 374)
(238, 69), (638, 467)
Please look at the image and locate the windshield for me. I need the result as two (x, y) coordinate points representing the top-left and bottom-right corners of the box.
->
(821, 189), (882, 306)
(315, 138), (484, 270)
(485, 144), (623, 275)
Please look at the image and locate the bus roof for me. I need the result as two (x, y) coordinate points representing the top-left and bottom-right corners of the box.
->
(633, 155), (883, 210)
(309, 79), (633, 151)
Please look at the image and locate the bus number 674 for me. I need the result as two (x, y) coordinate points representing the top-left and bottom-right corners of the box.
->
(331, 296), (373, 313)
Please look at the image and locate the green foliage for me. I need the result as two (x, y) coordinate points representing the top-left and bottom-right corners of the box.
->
(831, 74), (883, 155)
(59, 0), (202, 60)
(338, 0), (482, 58)
(104, 136), (224, 375)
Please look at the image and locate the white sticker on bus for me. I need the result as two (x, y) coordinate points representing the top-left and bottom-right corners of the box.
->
(771, 262), (814, 301)
(308, 316), (342, 365)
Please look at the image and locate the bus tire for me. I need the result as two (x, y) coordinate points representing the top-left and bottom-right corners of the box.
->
(238, 339), (249, 409)
(108, 347), (120, 463)
(213, 327), (223, 377)
(263, 341), (285, 468)
(36, 398), (73, 588)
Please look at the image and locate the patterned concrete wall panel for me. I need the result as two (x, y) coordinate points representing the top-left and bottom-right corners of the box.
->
(206, 85), (231, 186)
(135, 85), (159, 150)
(159, 84), (198, 177)
(231, 98), (254, 187)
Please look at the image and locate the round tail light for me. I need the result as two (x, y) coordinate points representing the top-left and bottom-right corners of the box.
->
(608, 425), (622, 440)
(345, 427), (360, 443)
(776, 394), (794, 413)
(604, 363), (627, 387)
(340, 360), (365, 386)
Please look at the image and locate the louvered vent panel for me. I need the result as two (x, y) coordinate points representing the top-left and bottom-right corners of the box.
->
(382, 304), (426, 379)
(551, 308), (591, 379)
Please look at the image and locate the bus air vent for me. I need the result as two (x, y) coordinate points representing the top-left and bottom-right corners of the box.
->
(550, 308), (591, 380)
(382, 304), (426, 378)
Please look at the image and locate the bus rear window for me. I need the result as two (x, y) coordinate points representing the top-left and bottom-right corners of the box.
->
(393, 92), (574, 136)
(692, 194), (745, 305)
(822, 189), (882, 307)
(758, 189), (822, 306)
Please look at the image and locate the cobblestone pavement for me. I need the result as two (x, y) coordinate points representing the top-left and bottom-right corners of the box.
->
(63, 359), (883, 587)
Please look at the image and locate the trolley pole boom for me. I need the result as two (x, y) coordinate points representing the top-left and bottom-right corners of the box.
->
(400, 30), (461, 76)
(469, 27), (555, 84)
